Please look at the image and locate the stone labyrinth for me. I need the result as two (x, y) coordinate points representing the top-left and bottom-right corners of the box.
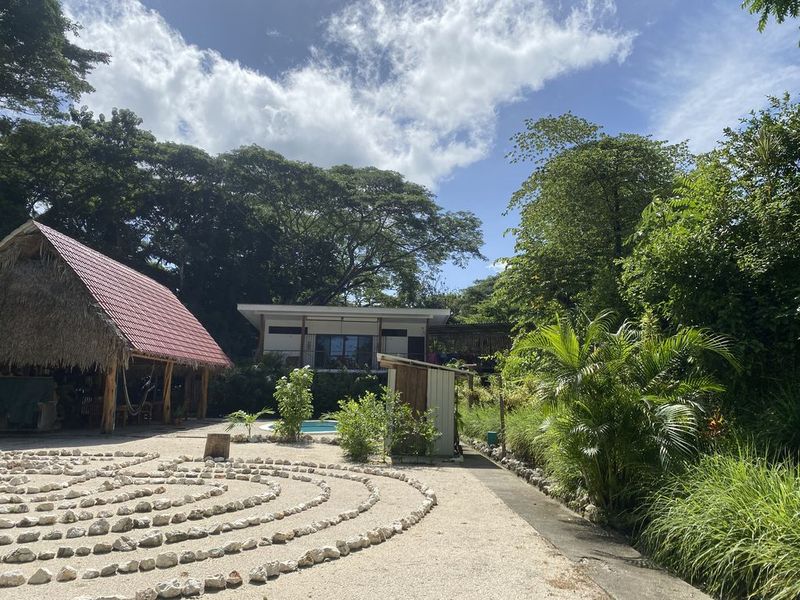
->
(0, 448), (437, 599)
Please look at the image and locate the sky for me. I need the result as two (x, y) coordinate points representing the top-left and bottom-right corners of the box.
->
(61, 0), (800, 291)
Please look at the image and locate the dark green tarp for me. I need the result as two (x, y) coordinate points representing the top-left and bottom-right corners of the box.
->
(0, 377), (53, 427)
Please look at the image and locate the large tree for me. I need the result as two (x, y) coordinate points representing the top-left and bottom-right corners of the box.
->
(0, 109), (483, 357)
(622, 95), (800, 397)
(0, 0), (109, 118)
(499, 114), (687, 327)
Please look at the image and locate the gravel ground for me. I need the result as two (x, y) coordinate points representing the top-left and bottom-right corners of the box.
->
(0, 423), (608, 600)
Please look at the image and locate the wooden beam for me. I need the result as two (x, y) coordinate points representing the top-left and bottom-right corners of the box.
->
(100, 362), (118, 434)
(161, 361), (175, 424)
(198, 367), (210, 419)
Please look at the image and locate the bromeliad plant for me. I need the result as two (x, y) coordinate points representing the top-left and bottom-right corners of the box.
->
(512, 310), (738, 513)
(224, 407), (274, 439)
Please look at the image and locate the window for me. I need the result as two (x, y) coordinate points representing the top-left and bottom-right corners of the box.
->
(380, 328), (407, 337)
(314, 335), (373, 369)
(408, 336), (425, 361)
(268, 326), (307, 334)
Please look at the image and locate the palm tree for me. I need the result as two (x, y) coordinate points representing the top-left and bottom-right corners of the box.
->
(515, 311), (738, 512)
(224, 407), (274, 439)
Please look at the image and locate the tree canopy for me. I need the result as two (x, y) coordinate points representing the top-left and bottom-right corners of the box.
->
(0, 108), (483, 357)
(742, 0), (800, 35)
(499, 114), (688, 328)
(622, 95), (800, 398)
(0, 0), (109, 118)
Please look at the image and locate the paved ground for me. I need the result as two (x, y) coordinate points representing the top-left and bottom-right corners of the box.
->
(0, 421), (707, 600)
(463, 449), (710, 600)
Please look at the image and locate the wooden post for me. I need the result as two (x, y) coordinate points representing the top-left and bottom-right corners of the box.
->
(256, 314), (265, 360)
(100, 361), (118, 434)
(161, 361), (174, 424)
(184, 371), (194, 416)
(499, 376), (506, 459)
(468, 373), (475, 407)
(198, 367), (210, 419)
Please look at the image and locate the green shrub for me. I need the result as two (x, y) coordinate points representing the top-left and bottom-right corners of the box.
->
(326, 387), (439, 460)
(747, 381), (800, 457)
(388, 396), (440, 456)
(273, 366), (314, 441)
(510, 311), (737, 512)
(311, 369), (385, 417)
(327, 391), (386, 462)
(209, 353), (288, 417)
(642, 447), (800, 600)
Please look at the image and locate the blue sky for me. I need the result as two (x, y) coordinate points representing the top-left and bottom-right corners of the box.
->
(63, 0), (800, 290)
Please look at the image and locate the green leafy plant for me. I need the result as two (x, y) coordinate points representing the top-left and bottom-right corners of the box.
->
(511, 311), (737, 513)
(325, 386), (441, 461)
(387, 393), (440, 457)
(273, 366), (314, 442)
(224, 407), (274, 439)
(642, 445), (800, 600)
(325, 391), (385, 462)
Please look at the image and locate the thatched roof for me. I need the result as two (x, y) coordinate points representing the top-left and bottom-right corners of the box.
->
(0, 221), (232, 372)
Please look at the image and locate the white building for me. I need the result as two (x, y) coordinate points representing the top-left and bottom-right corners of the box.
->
(237, 304), (451, 371)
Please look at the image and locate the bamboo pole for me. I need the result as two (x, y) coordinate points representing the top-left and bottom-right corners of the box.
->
(100, 361), (118, 434)
(198, 367), (210, 419)
(161, 361), (174, 424)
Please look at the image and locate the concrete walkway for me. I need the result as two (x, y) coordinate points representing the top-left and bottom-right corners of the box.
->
(463, 449), (711, 600)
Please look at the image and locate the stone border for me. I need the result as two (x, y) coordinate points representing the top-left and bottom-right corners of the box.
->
(0, 452), (436, 598)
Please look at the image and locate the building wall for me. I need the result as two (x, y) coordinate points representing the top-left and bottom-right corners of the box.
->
(261, 315), (428, 369)
(386, 365), (456, 456)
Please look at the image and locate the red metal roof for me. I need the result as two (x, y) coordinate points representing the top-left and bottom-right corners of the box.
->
(34, 222), (232, 369)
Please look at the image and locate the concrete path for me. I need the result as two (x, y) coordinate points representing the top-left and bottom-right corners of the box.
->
(463, 449), (711, 600)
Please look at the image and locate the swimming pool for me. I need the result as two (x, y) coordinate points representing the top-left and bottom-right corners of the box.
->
(298, 419), (338, 433)
(260, 419), (338, 434)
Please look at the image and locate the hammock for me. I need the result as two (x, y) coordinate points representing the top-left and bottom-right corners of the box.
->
(121, 365), (156, 417)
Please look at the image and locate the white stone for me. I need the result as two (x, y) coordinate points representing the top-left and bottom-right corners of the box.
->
(155, 578), (182, 598)
(182, 578), (202, 596)
(135, 588), (157, 600)
(203, 574), (225, 591)
(0, 570), (25, 587)
(56, 565), (77, 581)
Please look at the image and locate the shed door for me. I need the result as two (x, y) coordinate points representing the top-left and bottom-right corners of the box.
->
(395, 365), (427, 414)
(428, 369), (455, 456)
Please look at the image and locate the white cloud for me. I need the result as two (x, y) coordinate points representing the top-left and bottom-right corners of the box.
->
(642, 1), (800, 152)
(64, 0), (632, 186)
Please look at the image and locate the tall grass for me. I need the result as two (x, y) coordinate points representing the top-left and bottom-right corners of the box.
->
(460, 403), (500, 440)
(461, 401), (548, 466)
(505, 405), (547, 464)
(641, 447), (800, 600)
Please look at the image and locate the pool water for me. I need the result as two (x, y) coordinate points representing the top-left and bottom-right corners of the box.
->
(260, 419), (338, 434)
(299, 419), (338, 433)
